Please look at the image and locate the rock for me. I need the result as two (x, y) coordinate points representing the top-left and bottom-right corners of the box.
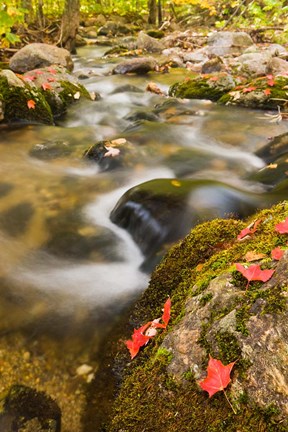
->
(98, 21), (131, 36)
(249, 153), (288, 187)
(104, 202), (288, 431)
(201, 56), (224, 74)
(235, 52), (272, 77)
(219, 75), (288, 110)
(29, 140), (73, 160)
(266, 57), (288, 76)
(181, 48), (208, 64)
(0, 384), (61, 432)
(169, 73), (236, 102)
(22, 65), (92, 118)
(109, 178), (277, 270)
(136, 31), (165, 53)
(0, 201), (34, 237)
(112, 57), (157, 75)
(9, 43), (73, 73)
(255, 132), (288, 163)
(207, 31), (254, 56)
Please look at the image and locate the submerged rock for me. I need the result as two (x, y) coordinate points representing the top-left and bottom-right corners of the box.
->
(0, 384), (61, 432)
(110, 178), (278, 269)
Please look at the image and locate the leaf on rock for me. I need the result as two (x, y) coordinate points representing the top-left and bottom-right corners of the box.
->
(263, 88), (271, 96)
(245, 251), (266, 262)
(235, 263), (275, 290)
(42, 82), (52, 91)
(104, 146), (120, 158)
(199, 355), (235, 398)
(27, 99), (36, 109)
(271, 247), (284, 261)
(275, 217), (288, 234)
(237, 219), (261, 240)
(124, 322), (152, 359)
(242, 86), (256, 93)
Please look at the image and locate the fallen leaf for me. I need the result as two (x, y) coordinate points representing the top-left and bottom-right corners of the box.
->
(73, 91), (81, 100)
(199, 356), (235, 398)
(242, 86), (257, 93)
(171, 180), (181, 187)
(124, 322), (152, 359)
(146, 82), (164, 95)
(237, 219), (261, 240)
(275, 217), (288, 234)
(27, 99), (36, 109)
(47, 77), (56, 83)
(42, 82), (52, 91)
(111, 138), (127, 146)
(267, 78), (275, 87)
(24, 75), (36, 82)
(263, 88), (271, 96)
(245, 251), (266, 262)
(35, 70), (44, 75)
(271, 247), (284, 260)
(235, 263), (275, 290)
(104, 146), (120, 158)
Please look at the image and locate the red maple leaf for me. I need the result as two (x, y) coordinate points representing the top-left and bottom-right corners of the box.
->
(267, 78), (275, 87)
(35, 70), (44, 75)
(27, 99), (36, 109)
(263, 88), (271, 96)
(237, 219), (261, 240)
(235, 263), (275, 290)
(48, 67), (57, 74)
(199, 356), (235, 397)
(271, 247), (284, 261)
(275, 217), (288, 234)
(24, 75), (36, 82)
(242, 86), (256, 93)
(151, 297), (171, 329)
(42, 82), (52, 91)
(124, 322), (152, 359)
(47, 77), (56, 82)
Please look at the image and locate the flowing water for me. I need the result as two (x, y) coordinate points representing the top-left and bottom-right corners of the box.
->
(0, 45), (288, 426)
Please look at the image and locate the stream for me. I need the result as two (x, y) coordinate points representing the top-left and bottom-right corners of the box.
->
(0, 44), (288, 430)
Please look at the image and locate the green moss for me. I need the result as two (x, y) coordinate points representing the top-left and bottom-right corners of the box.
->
(102, 202), (288, 431)
(0, 75), (53, 124)
(169, 74), (235, 102)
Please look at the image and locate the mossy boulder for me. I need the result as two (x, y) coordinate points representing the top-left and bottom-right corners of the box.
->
(169, 73), (236, 101)
(219, 75), (288, 110)
(0, 70), (53, 124)
(101, 201), (288, 431)
(0, 66), (92, 123)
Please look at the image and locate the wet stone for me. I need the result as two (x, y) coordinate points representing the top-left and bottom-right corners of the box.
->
(29, 140), (73, 160)
(0, 182), (13, 198)
(0, 384), (61, 432)
(0, 202), (34, 237)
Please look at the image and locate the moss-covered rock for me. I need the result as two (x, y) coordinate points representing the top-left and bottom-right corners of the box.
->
(0, 66), (93, 123)
(0, 71), (53, 124)
(219, 75), (288, 110)
(99, 201), (288, 431)
(169, 73), (236, 101)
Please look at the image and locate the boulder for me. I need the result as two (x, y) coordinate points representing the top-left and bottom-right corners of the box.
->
(235, 52), (272, 77)
(266, 57), (288, 76)
(0, 384), (61, 432)
(136, 31), (165, 53)
(9, 43), (73, 73)
(169, 73), (236, 102)
(207, 31), (254, 56)
(103, 202), (288, 431)
(112, 57), (157, 75)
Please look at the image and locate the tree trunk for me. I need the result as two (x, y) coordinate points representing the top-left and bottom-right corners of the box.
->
(148, 0), (157, 25)
(158, 0), (162, 25)
(60, 0), (80, 53)
(22, 0), (34, 24)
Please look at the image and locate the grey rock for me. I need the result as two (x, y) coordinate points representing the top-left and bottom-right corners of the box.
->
(207, 31), (254, 56)
(266, 57), (288, 76)
(9, 43), (73, 73)
(235, 52), (272, 77)
(112, 57), (157, 75)
(136, 31), (165, 53)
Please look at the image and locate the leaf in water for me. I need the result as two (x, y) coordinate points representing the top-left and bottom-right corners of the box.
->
(146, 82), (165, 95)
